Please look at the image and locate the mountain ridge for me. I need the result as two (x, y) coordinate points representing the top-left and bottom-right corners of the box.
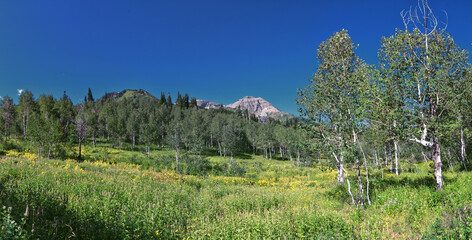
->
(98, 89), (158, 102)
(98, 90), (293, 121)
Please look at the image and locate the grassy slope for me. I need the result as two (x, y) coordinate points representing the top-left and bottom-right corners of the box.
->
(0, 145), (471, 239)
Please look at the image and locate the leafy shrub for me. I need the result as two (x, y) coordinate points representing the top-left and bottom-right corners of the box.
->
(0, 206), (29, 240)
(224, 161), (246, 177)
(421, 205), (472, 239)
(181, 154), (212, 176)
(295, 213), (357, 239)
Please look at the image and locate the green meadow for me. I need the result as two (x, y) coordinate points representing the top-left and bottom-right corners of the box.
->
(1, 143), (471, 239)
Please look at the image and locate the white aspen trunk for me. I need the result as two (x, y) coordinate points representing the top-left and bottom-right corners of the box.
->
(131, 135), (135, 151)
(333, 151), (345, 183)
(218, 141), (222, 157)
(343, 168), (355, 205)
(384, 144), (388, 167)
(93, 136), (97, 148)
(297, 151), (300, 167)
(338, 163), (344, 183)
(461, 128), (467, 169)
(364, 159), (371, 206)
(432, 137), (443, 190)
(231, 152), (234, 164)
(359, 142), (371, 206)
(394, 140), (399, 177)
(48, 143), (52, 159)
(389, 141), (393, 173)
(356, 156), (363, 196)
(161, 134), (165, 148)
(393, 120), (399, 176)
(210, 133), (213, 148)
(175, 147), (179, 172)
(374, 150), (379, 169)
(23, 112), (26, 137)
(280, 146), (283, 160)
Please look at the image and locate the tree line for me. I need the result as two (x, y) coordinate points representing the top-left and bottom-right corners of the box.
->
(0, 88), (309, 167)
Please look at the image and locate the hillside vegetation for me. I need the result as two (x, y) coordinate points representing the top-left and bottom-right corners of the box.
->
(1, 143), (471, 239)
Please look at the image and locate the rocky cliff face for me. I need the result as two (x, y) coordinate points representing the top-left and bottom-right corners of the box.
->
(225, 96), (291, 120)
(196, 99), (223, 109)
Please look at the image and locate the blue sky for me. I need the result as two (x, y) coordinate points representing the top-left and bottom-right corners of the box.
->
(1, 0), (471, 115)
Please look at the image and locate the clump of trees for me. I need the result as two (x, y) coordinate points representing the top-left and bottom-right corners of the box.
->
(297, 0), (471, 197)
(0, 89), (306, 167)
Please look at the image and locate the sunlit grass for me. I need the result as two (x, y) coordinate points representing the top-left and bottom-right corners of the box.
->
(0, 145), (471, 239)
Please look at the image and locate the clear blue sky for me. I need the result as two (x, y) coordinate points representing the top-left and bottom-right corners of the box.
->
(1, 0), (471, 115)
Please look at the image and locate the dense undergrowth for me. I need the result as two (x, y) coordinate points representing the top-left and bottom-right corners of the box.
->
(0, 143), (471, 239)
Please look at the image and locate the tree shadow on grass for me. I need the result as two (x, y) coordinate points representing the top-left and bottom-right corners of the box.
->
(371, 173), (458, 192)
(234, 152), (253, 159)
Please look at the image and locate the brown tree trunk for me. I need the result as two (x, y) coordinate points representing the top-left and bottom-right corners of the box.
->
(78, 139), (82, 159)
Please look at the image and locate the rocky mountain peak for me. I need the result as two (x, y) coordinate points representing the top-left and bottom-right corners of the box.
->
(225, 96), (291, 120)
(196, 99), (223, 109)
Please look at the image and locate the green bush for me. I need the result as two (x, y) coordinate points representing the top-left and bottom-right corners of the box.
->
(224, 161), (246, 177)
(422, 205), (472, 239)
(0, 206), (29, 240)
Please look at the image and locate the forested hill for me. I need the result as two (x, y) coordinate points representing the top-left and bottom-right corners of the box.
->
(97, 89), (158, 103)
(96, 89), (295, 122)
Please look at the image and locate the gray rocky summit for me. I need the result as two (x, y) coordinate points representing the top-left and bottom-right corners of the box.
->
(225, 96), (291, 120)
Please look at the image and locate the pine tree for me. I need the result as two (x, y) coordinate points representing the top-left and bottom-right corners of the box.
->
(190, 97), (197, 109)
(166, 92), (173, 108)
(160, 92), (167, 105)
(176, 92), (183, 109)
(237, 106), (242, 118)
(0, 96), (15, 139)
(183, 93), (190, 109)
(87, 88), (94, 102)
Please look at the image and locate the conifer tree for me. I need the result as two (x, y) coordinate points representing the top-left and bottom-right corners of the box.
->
(183, 93), (190, 109)
(87, 88), (94, 102)
(176, 92), (182, 108)
(0, 96), (15, 140)
(160, 92), (167, 105)
(190, 97), (197, 109)
(167, 93), (173, 108)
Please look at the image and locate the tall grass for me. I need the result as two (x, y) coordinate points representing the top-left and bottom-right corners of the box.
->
(0, 146), (471, 239)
